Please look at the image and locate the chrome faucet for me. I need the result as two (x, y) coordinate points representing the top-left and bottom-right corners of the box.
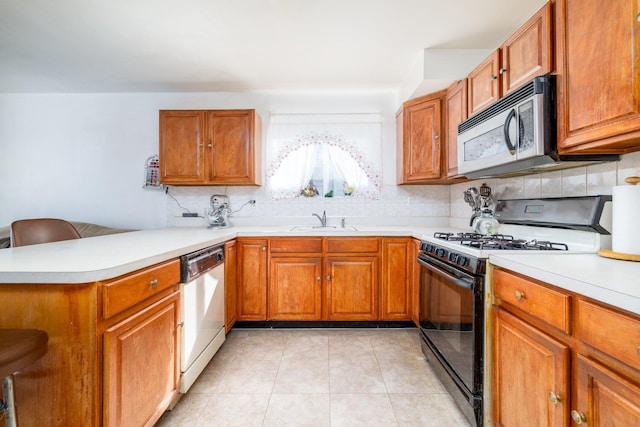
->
(312, 210), (327, 227)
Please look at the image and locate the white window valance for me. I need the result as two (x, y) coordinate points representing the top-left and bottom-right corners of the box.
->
(265, 113), (383, 200)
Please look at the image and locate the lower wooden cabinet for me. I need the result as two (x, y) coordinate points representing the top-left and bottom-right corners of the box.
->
(326, 256), (379, 320)
(0, 259), (181, 427)
(269, 257), (323, 320)
(236, 238), (268, 320)
(233, 236), (413, 323)
(493, 307), (570, 427)
(224, 240), (238, 332)
(103, 291), (180, 427)
(574, 355), (640, 426)
(381, 238), (412, 320)
(491, 267), (640, 427)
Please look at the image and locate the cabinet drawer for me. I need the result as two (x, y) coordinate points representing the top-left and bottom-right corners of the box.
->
(270, 238), (322, 254)
(493, 268), (571, 333)
(102, 259), (180, 319)
(326, 237), (379, 253)
(576, 299), (640, 371)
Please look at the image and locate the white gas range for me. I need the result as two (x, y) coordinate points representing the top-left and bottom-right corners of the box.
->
(416, 195), (612, 427)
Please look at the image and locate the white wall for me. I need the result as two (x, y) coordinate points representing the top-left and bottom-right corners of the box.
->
(3, 90), (637, 230)
(0, 90), (451, 229)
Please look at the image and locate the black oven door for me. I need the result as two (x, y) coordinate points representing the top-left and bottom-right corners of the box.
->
(418, 253), (484, 401)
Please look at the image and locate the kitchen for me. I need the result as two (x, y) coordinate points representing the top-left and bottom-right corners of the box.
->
(1, 0), (640, 426)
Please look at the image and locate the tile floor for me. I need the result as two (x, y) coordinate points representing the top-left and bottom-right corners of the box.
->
(156, 328), (471, 427)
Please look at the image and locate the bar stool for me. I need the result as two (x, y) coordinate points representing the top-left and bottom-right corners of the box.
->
(0, 329), (48, 427)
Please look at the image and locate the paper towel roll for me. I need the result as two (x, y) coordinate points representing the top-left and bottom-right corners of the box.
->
(612, 183), (640, 255)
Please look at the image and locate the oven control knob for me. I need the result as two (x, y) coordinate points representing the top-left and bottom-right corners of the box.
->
(456, 256), (469, 267)
(435, 248), (447, 257)
(448, 253), (457, 262)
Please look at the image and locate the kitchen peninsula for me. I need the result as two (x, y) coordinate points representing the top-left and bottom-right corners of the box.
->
(1, 225), (639, 427)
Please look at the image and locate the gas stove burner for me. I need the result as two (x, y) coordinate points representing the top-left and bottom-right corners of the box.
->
(434, 232), (515, 242)
(433, 232), (569, 251)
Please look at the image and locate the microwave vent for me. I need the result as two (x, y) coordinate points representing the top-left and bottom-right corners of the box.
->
(458, 75), (552, 134)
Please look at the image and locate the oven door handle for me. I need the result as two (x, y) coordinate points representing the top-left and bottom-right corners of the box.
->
(417, 257), (474, 290)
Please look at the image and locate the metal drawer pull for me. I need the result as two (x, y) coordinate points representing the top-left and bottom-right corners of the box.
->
(149, 279), (159, 288)
(514, 290), (525, 300)
(548, 392), (561, 404)
(571, 410), (586, 424)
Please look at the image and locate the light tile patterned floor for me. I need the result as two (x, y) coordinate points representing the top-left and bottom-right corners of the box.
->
(156, 328), (471, 427)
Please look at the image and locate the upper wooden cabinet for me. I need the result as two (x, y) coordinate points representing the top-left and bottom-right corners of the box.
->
(159, 109), (262, 185)
(467, 2), (552, 116)
(556, 0), (640, 154)
(467, 50), (501, 116)
(500, 2), (552, 95)
(444, 80), (468, 179)
(396, 90), (446, 184)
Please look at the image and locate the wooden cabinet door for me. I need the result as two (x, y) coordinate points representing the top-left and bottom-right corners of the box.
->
(397, 94), (444, 183)
(493, 308), (570, 427)
(224, 240), (237, 332)
(325, 256), (378, 320)
(500, 2), (552, 95)
(556, 0), (640, 153)
(573, 355), (640, 426)
(103, 291), (180, 427)
(159, 110), (206, 184)
(410, 239), (421, 327)
(269, 257), (322, 320)
(236, 238), (268, 320)
(206, 110), (261, 185)
(444, 79), (467, 178)
(381, 238), (411, 320)
(467, 50), (501, 116)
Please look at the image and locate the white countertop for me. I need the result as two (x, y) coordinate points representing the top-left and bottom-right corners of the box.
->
(0, 225), (441, 284)
(489, 253), (640, 315)
(1, 225), (639, 316)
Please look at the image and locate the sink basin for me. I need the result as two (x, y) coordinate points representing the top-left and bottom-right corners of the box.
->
(289, 225), (359, 232)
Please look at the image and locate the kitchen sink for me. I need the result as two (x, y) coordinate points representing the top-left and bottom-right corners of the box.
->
(289, 225), (359, 232)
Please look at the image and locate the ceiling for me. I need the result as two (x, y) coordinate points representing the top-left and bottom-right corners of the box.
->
(0, 0), (548, 93)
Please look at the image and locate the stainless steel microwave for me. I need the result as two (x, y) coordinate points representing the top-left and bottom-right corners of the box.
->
(457, 75), (618, 178)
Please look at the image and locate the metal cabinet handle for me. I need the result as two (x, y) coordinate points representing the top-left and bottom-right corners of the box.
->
(571, 410), (586, 424)
(434, 134), (439, 140)
(499, 67), (507, 74)
(149, 279), (159, 288)
(317, 276), (321, 282)
(490, 74), (498, 81)
(326, 275), (331, 281)
(207, 143), (212, 148)
(262, 246), (266, 251)
(514, 290), (525, 300)
(548, 392), (561, 405)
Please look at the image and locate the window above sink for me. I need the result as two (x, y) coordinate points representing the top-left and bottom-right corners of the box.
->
(265, 113), (383, 200)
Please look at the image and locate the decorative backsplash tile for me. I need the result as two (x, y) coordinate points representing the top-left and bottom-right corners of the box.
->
(167, 151), (640, 227)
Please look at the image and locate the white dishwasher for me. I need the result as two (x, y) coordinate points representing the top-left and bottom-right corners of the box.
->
(179, 243), (226, 393)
